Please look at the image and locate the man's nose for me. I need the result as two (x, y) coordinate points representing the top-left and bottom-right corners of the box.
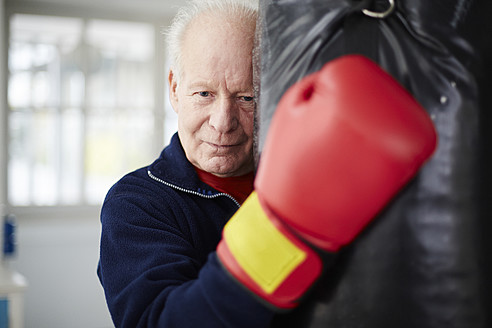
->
(209, 97), (239, 133)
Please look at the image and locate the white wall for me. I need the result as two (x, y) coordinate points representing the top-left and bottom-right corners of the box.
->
(1, 0), (7, 222)
(10, 212), (114, 328)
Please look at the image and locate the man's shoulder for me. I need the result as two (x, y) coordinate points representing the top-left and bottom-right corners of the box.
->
(100, 166), (181, 225)
(105, 165), (167, 201)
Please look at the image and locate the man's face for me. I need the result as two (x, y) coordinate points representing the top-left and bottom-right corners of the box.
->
(169, 14), (255, 177)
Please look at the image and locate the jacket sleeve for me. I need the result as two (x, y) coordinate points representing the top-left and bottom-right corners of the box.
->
(97, 185), (274, 328)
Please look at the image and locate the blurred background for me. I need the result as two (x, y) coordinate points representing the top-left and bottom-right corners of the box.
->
(0, 0), (181, 326)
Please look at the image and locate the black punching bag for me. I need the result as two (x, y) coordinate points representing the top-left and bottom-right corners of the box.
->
(254, 0), (492, 327)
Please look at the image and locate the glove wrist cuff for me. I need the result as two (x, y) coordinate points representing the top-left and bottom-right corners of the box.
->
(217, 192), (322, 309)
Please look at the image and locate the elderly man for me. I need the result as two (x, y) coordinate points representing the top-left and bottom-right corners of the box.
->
(98, 0), (274, 327)
(98, 0), (438, 326)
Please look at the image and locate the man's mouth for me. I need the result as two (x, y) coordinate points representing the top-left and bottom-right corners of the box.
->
(207, 142), (237, 148)
(205, 141), (242, 150)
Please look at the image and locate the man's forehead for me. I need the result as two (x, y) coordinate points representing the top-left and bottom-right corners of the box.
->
(183, 73), (253, 92)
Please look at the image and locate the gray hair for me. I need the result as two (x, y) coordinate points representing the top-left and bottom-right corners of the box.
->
(164, 0), (259, 80)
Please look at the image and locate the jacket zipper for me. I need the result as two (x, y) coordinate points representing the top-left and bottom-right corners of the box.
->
(147, 169), (241, 208)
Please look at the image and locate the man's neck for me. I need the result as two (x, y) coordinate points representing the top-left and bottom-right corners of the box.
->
(194, 167), (254, 205)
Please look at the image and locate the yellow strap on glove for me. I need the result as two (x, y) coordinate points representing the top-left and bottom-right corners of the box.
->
(223, 192), (307, 294)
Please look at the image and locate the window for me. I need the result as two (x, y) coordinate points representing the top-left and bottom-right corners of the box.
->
(7, 13), (175, 207)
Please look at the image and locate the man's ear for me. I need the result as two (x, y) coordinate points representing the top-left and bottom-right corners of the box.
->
(168, 69), (179, 113)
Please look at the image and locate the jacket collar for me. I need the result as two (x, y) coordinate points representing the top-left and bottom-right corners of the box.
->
(148, 133), (218, 196)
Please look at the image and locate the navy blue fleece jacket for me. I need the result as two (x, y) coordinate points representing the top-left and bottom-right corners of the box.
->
(97, 133), (274, 327)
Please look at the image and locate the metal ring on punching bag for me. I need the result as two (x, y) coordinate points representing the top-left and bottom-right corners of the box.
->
(362, 0), (395, 18)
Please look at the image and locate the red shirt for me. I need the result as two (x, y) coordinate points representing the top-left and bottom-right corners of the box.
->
(194, 167), (254, 205)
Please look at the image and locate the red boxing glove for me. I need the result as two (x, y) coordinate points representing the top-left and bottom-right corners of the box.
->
(217, 55), (437, 309)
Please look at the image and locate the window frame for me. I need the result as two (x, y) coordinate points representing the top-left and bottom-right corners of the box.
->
(1, 1), (173, 218)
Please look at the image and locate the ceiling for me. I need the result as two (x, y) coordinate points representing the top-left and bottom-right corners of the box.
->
(7, 0), (183, 19)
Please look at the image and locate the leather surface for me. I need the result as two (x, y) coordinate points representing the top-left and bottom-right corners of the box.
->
(255, 0), (492, 327)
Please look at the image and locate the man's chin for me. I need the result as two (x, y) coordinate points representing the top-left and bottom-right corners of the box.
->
(201, 159), (251, 178)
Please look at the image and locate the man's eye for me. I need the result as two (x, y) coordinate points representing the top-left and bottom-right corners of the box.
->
(242, 96), (254, 102)
(198, 91), (210, 97)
